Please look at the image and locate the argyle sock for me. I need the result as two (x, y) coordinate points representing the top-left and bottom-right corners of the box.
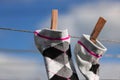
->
(34, 29), (79, 80)
(74, 34), (107, 80)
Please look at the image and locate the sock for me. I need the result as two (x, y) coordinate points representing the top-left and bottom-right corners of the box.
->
(74, 34), (107, 80)
(34, 29), (79, 80)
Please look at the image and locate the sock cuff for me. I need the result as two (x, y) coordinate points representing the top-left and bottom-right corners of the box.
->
(78, 34), (107, 57)
(34, 28), (70, 53)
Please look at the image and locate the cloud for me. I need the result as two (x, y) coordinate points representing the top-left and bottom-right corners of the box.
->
(40, 1), (120, 41)
(100, 63), (120, 79)
(0, 53), (47, 80)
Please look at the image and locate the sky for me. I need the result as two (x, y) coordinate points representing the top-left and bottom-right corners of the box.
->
(0, 0), (120, 80)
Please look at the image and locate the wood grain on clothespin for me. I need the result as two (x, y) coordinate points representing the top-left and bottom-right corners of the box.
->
(50, 9), (58, 30)
(90, 17), (106, 43)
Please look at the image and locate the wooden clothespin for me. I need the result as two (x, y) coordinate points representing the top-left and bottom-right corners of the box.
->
(50, 9), (58, 30)
(90, 17), (106, 43)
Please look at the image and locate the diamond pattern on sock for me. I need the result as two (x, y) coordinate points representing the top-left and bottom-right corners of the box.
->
(43, 42), (79, 80)
(89, 64), (100, 74)
(43, 47), (63, 59)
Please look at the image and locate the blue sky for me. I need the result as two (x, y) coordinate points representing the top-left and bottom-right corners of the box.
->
(0, 0), (120, 80)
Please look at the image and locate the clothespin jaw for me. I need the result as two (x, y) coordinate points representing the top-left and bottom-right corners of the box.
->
(90, 17), (106, 43)
(50, 9), (58, 30)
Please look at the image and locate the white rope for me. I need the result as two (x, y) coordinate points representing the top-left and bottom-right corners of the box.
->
(0, 27), (34, 33)
(0, 27), (120, 44)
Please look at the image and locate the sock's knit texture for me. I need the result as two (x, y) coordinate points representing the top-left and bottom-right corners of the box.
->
(74, 34), (107, 80)
(34, 29), (79, 80)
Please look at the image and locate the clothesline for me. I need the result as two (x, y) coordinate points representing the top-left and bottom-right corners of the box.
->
(0, 27), (33, 33)
(0, 27), (120, 44)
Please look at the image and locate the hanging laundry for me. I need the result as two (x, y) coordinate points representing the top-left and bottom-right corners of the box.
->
(74, 34), (107, 80)
(34, 29), (79, 80)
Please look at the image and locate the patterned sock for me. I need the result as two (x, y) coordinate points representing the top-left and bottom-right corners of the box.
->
(34, 29), (79, 80)
(74, 34), (107, 80)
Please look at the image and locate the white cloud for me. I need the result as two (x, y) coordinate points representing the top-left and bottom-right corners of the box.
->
(0, 53), (47, 80)
(100, 63), (120, 79)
